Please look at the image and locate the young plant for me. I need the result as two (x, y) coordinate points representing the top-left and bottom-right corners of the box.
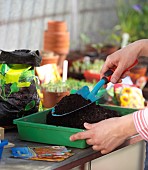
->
(41, 81), (70, 93)
(69, 59), (104, 74)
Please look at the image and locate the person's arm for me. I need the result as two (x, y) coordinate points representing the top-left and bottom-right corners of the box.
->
(133, 108), (148, 141)
(70, 108), (148, 154)
(100, 39), (148, 84)
(138, 39), (148, 57)
(70, 113), (138, 154)
(70, 39), (148, 154)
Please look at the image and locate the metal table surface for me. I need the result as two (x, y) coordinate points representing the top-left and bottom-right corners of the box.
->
(0, 129), (143, 170)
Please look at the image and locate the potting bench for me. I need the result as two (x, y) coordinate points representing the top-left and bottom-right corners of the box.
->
(0, 129), (145, 170)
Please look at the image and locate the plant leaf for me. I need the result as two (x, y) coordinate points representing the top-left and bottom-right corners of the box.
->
(0, 64), (9, 76)
(10, 82), (19, 93)
(25, 100), (35, 111)
(19, 69), (34, 82)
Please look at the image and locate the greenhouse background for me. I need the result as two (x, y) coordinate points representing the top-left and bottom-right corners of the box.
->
(0, 0), (119, 50)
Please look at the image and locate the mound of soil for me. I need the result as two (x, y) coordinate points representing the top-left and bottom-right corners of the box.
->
(46, 94), (120, 129)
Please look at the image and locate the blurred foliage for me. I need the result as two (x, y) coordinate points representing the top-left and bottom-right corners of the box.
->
(41, 78), (96, 92)
(80, 30), (121, 51)
(116, 0), (148, 42)
(69, 58), (104, 73)
(80, 33), (91, 45)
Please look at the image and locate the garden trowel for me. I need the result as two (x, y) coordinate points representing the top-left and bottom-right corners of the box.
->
(76, 70), (113, 102)
(52, 60), (138, 116)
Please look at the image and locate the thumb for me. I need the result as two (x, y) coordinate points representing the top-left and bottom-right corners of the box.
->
(84, 122), (96, 129)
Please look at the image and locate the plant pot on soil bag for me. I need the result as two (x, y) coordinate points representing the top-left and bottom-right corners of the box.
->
(0, 49), (41, 127)
(40, 51), (59, 66)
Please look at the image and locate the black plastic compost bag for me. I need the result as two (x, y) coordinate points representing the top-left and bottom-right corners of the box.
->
(0, 49), (42, 127)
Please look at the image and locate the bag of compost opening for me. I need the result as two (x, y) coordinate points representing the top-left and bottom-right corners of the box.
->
(0, 49), (41, 127)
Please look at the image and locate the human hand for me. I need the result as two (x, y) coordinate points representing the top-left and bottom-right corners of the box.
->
(70, 114), (137, 154)
(100, 42), (140, 84)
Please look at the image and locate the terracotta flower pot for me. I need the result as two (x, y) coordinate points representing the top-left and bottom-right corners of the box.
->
(40, 51), (59, 66)
(43, 46), (69, 55)
(41, 56), (59, 66)
(44, 32), (70, 42)
(130, 65), (147, 84)
(101, 45), (119, 55)
(84, 70), (100, 83)
(53, 48), (69, 55)
(130, 65), (147, 75)
(43, 31), (70, 55)
(48, 21), (67, 32)
(42, 90), (70, 108)
(43, 42), (70, 48)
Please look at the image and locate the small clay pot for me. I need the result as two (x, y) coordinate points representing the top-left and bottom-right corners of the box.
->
(41, 56), (59, 66)
(131, 65), (147, 75)
(101, 45), (119, 55)
(130, 65), (147, 83)
(84, 70), (100, 83)
(52, 48), (69, 55)
(48, 21), (67, 32)
(42, 90), (70, 108)
(43, 45), (69, 55)
(40, 51), (59, 66)
(85, 44), (98, 53)
(43, 42), (70, 48)
(44, 32), (70, 41)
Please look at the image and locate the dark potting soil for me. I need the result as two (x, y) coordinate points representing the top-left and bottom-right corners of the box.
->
(46, 94), (120, 129)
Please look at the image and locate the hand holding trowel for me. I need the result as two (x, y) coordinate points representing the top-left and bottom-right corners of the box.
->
(52, 59), (138, 116)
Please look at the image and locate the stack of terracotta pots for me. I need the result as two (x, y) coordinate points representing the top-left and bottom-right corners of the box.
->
(43, 21), (70, 70)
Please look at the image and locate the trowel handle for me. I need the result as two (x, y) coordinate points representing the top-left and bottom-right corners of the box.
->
(101, 70), (113, 85)
(90, 59), (138, 95)
(102, 59), (138, 84)
(90, 70), (114, 95)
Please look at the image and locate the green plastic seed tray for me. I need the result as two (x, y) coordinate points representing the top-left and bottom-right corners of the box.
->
(100, 104), (138, 116)
(13, 109), (87, 149)
(13, 105), (137, 148)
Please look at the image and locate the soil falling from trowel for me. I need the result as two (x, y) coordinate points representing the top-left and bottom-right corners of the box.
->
(46, 94), (120, 129)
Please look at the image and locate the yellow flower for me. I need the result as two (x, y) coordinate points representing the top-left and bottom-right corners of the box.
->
(122, 87), (132, 94)
(120, 94), (130, 106)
